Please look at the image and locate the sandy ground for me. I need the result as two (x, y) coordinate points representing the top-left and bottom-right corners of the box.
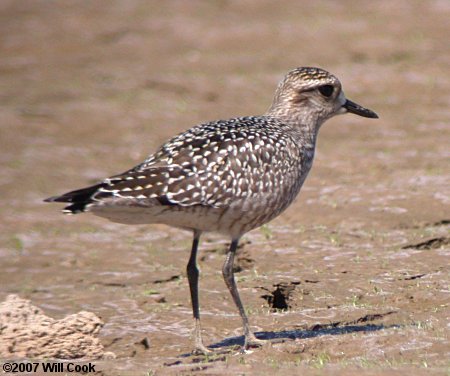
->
(0, 1), (449, 375)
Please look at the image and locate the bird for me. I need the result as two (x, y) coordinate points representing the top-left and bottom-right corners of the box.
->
(45, 67), (378, 354)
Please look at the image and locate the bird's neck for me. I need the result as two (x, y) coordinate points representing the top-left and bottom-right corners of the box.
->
(265, 106), (322, 149)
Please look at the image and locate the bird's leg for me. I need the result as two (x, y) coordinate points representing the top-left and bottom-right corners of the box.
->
(222, 239), (266, 350)
(186, 230), (211, 355)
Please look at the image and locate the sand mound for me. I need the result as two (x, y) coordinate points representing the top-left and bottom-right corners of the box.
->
(0, 294), (112, 359)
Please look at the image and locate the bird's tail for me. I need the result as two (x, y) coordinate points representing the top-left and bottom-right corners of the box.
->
(44, 183), (105, 214)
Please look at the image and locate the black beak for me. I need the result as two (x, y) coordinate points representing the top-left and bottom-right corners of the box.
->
(343, 99), (378, 119)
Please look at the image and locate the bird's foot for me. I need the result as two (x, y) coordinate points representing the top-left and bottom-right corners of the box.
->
(192, 343), (214, 356)
(192, 343), (238, 356)
(243, 333), (292, 352)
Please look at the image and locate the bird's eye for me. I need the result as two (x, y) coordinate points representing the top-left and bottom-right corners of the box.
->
(318, 85), (334, 98)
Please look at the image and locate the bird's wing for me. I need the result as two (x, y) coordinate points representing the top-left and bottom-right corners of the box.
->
(47, 117), (298, 212)
(96, 117), (297, 207)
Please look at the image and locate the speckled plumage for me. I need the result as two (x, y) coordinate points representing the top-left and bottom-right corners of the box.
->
(58, 116), (314, 237)
(45, 67), (378, 354)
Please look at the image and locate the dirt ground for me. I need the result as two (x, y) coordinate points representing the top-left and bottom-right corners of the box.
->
(1, 1), (449, 375)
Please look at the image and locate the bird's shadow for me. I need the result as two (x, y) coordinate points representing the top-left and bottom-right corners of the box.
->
(179, 311), (398, 357)
(210, 323), (395, 349)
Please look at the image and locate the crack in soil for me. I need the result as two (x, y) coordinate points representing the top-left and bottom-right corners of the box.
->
(260, 281), (302, 310)
(400, 273), (427, 281)
(153, 275), (181, 284)
(402, 237), (449, 250)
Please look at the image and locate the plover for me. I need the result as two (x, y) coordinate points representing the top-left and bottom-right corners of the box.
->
(45, 67), (378, 354)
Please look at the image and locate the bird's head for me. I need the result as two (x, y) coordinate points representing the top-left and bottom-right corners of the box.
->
(268, 67), (378, 127)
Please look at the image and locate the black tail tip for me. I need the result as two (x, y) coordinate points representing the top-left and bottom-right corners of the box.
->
(44, 196), (58, 203)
